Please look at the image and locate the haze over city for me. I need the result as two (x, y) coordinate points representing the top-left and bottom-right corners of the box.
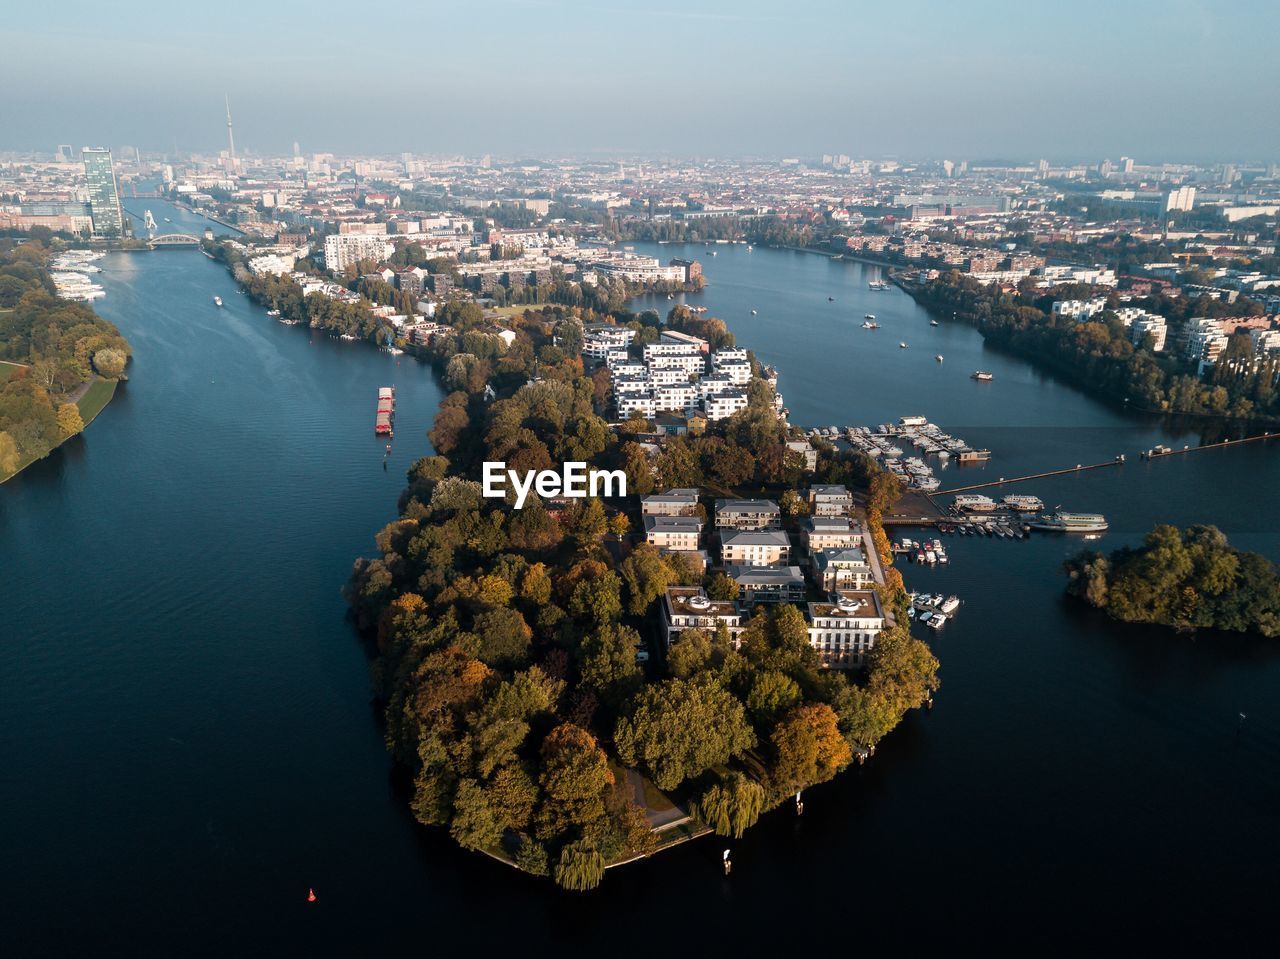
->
(5, 0), (1279, 160)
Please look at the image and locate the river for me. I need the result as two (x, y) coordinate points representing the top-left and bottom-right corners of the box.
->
(2, 223), (1278, 953)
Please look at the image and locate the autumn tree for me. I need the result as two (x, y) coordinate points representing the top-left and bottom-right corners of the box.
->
(769, 703), (852, 793)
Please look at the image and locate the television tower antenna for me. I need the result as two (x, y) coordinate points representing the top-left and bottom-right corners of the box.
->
(225, 94), (237, 161)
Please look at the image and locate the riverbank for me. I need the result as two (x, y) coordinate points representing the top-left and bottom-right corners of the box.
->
(1, 377), (119, 484)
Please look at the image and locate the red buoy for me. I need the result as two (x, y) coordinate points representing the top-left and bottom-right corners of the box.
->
(307, 888), (317, 903)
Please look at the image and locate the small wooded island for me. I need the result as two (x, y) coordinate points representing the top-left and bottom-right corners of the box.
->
(1065, 524), (1280, 637)
(344, 302), (938, 890)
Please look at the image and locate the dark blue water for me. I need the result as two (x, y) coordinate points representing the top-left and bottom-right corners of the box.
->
(2, 225), (1279, 954)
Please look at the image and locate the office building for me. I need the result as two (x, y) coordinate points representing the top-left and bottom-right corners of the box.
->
(82, 148), (124, 237)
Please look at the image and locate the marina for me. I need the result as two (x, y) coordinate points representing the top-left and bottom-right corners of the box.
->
(48, 250), (107, 301)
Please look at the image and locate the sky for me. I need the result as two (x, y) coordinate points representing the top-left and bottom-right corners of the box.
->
(3, 0), (1278, 162)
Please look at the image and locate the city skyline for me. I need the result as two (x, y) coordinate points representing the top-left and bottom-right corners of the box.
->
(4, 0), (1279, 161)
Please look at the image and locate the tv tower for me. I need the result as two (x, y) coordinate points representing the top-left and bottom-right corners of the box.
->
(224, 94), (237, 162)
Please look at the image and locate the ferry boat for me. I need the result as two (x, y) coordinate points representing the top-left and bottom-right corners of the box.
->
(972, 371), (994, 382)
(213, 296), (223, 307)
(953, 494), (998, 511)
(1029, 511), (1109, 533)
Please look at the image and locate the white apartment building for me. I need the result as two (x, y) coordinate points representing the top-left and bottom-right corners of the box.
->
(583, 326), (635, 363)
(715, 359), (752, 385)
(1131, 314), (1168, 351)
(803, 516), (860, 553)
(643, 341), (703, 362)
(716, 498), (782, 530)
(324, 233), (394, 272)
(661, 587), (744, 648)
(807, 591), (885, 669)
(704, 389), (749, 420)
(617, 394), (657, 419)
(644, 515), (703, 551)
(808, 484), (852, 516)
(654, 384), (700, 413)
(659, 329), (709, 353)
(641, 489), (700, 517)
(813, 547), (875, 591)
(1052, 297), (1109, 322)
(720, 529), (791, 567)
(712, 347), (749, 366)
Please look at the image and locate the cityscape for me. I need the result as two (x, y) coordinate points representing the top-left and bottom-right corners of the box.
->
(3, 1), (1280, 955)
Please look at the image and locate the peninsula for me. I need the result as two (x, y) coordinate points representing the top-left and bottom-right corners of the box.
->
(0, 239), (131, 483)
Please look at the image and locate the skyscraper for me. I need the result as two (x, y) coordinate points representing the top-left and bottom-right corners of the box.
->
(82, 147), (124, 237)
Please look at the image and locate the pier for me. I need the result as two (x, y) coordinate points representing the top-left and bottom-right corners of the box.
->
(939, 431), (1276, 495)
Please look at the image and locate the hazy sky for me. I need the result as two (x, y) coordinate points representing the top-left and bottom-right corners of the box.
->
(4, 0), (1277, 161)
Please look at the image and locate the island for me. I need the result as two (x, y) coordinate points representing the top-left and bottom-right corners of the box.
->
(1064, 524), (1280, 636)
(0, 239), (131, 483)
(345, 302), (938, 890)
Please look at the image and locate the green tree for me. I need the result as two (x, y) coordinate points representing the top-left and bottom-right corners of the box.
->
(91, 348), (128, 379)
(553, 840), (606, 891)
(614, 678), (756, 789)
(692, 772), (765, 838)
(0, 431), (19, 475)
(536, 724), (615, 839)
(450, 779), (505, 850)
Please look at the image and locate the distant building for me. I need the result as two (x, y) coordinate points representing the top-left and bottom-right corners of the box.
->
(82, 148), (124, 237)
(324, 234), (394, 272)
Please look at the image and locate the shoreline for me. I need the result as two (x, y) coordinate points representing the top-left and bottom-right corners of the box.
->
(1, 376), (119, 485)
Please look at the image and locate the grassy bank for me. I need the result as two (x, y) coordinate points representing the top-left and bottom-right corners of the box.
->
(1, 377), (119, 484)
(76, 377), (118, 425)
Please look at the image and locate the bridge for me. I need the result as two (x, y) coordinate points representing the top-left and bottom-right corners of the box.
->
(149, 233), (201, 248)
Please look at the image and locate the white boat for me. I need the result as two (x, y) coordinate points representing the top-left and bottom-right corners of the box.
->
(941, 596), (961, 615)
(927, 613), (948, 629)
(930, 319), (939, 326)
(899, 342), (909, 349)
(213, 296), (223, 307)
(935, 354), (944, 362)
(862, 320), (880, 329)
(1003, 495), (1044, 512)
(751, 309), (757, 315)
(1029, 511), (1109, 533)
(972, 371), (994, 382)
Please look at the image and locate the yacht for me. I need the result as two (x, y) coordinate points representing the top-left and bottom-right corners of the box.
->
(930, 319), (939, 326)
(213, 296), (223, 307)
(1029, 511), (1109, 533)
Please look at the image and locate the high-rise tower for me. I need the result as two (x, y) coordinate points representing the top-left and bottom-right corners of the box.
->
(82, 148), (124, 237)
(225, 94), (237, 162)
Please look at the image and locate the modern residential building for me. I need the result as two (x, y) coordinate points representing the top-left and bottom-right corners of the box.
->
(324, 233), (395, 272)
(720, 529), (791, 567)
(808, 484), (852, 516)
(786, 439), (818, 472)
(806, 590), (885, 668)
(727, 564), (805, 604)
(803, 516), (860, 553)
(640, 489), (700, 517)
(643, 514), (703, 551)
(82, 148), (124, 238)
(661, 586), (744, 647)
(812, 547), (875, 591)
(715, 498), (782, 530)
